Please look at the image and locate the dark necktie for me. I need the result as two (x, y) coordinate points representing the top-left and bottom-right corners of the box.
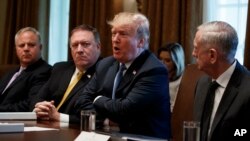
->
(112, 64), (126, 99)
(201, 81), (220, 141)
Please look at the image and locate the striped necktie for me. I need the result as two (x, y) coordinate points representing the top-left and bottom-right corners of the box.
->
(56, 71), (83, 110)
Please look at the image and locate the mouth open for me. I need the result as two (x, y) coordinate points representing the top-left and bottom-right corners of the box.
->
(114, 47), (120, 51)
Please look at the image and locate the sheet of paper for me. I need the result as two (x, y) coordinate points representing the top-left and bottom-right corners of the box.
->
(24, 126), (59, 132)
(113, 132), (168, 141)
(74, 131), (110, 141)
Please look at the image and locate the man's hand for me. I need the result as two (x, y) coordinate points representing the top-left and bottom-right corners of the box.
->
(33, 100), (60, 121)
(47, 103), (60, 121)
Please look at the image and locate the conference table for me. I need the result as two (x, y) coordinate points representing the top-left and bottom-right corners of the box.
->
(0, 120), (80, 141)
(0, 120), (167, 141)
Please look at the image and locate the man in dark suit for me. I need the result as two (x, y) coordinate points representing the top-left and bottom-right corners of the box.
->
(193, 21), (250, 141)
(32, 25), (101, 123)
(75, 12), (171, 139)
(0, 27), (51, 112)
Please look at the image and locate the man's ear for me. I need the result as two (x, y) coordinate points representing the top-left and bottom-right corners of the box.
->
(209, 48), (217, 64)
(97, 43), (101, 50)
(138, 38), (145, 48)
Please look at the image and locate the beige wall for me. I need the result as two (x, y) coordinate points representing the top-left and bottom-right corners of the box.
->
(0, 0), (7, 56)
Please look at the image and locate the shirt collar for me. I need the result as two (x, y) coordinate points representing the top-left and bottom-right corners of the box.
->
(121, 50), (144, 69)
(215, 60), (237, 88)
(74, 68), (85, 76)
(18, 66), (26, 73)
(122, 61), (132, 69)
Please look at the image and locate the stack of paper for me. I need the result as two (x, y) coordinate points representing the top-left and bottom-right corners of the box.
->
(0, 112), (36, 120)
(0, 123), (24, 133)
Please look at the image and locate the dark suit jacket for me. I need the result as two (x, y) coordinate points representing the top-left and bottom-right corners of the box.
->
(194, 61), (250, 141)
(75, 50), (171, 139)
(0, 58), (51, 112)
(31, 60), (99, 123)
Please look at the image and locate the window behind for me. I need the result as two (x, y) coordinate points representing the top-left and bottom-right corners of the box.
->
(203, 0), (248, 64)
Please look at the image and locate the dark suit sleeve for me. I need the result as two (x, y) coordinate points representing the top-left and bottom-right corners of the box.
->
(70, 74), (102, 123)
(29, 81), (51, 110)
(69, 102), (81, 124)
(75, 66), (169, 123)
(74, 74), (99, 113)
(95, 68), (168, 123)
(0, 65), (51, 112)
(30, 61), (73, 111)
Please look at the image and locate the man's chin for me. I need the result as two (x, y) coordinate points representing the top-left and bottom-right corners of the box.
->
(76, 62), (89, 68)
(113, 54), (121, 59)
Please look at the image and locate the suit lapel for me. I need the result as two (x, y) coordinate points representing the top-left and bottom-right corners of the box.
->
(2, 59), (45, 92)
(63, 59), (100, 104)
(103, 61), (119, 95)
(116, 50), (150, 97)
(210, 86), (238, 134)
(115, 69), (136, 98)
(58, 66), (75, 94)
(4, 68), (25, 92)
(65, 70), (93, 102)
(0, 68), (19, 93)
(210, 62), (243, 136)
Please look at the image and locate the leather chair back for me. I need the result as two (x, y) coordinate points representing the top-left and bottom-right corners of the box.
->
(0, 64), (19, 79)
(171, 64), (205, 141)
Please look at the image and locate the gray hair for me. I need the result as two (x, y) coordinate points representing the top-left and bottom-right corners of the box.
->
(107, 12), (150, 49)
(15, 27), (41, 45)
(197, 21), (238, 59)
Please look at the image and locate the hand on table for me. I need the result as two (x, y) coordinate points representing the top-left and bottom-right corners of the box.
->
(33, 100), (60, 121)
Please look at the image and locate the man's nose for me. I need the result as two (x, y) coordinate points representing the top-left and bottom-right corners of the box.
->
(23, 44), (30, 50)
(112, 34), (120, 42)
(76, 44), (84, 51)
(192, 50), (197, 57)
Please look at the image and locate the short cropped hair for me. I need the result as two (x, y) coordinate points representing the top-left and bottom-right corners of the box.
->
(197, 21), (238, 59)
(15, 27), (41, 45)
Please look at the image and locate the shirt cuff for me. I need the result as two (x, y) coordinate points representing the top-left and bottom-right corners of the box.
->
(60, 113), (69, 123)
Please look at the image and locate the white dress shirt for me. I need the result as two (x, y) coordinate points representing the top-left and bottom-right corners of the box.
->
(208, 60), (236, 135)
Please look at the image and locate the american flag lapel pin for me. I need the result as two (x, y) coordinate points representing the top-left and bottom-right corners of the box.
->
(87, 75), (91, 78)
(133, 70), (136, 75)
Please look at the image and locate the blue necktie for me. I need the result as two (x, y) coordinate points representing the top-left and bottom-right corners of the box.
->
(112, 64), (126, 99)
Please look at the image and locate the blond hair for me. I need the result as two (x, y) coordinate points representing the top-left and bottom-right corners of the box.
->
(108, 12), (150, 49)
